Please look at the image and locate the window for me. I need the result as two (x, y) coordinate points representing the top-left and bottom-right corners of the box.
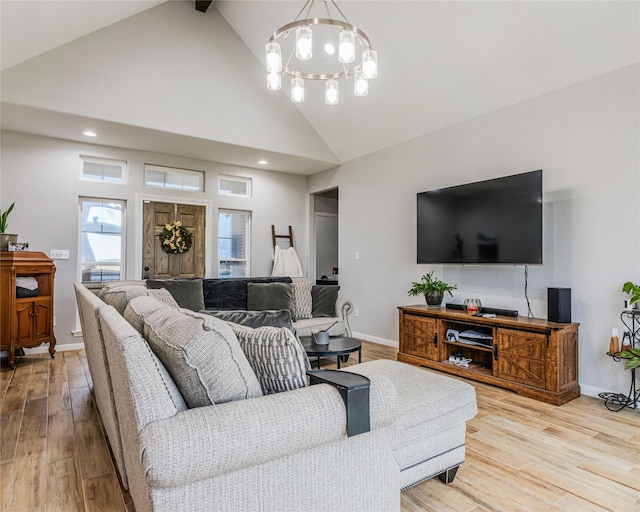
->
(218, 209), (250, 278)
(80, 156), (126, 183)
(219, 175), (251, 197)
(79, 198), (125, 282)
(145, 164), (204, 192)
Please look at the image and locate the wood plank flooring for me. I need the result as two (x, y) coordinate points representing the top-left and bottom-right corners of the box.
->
(1, 342), (638, 511)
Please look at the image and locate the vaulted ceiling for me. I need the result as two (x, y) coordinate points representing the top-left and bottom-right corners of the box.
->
(1, 1), (638, 175)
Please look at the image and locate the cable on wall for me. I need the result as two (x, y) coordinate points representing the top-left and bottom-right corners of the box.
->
(524, 265), (534, 318)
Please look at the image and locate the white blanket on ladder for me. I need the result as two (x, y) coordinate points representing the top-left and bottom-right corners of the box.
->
(271, 245), (303, 277)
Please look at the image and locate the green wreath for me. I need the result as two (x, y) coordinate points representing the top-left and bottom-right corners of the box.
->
(160, 221), (193, 254)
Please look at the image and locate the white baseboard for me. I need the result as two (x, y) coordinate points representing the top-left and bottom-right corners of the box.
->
(353, 332), (399, 348)
(0, 342), (85, 359)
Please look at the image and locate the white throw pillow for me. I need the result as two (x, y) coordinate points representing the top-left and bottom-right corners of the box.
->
(291, 277), (313, 320)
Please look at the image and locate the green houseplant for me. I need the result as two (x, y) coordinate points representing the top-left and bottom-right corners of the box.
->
(0, 202), (17, 251)
(622, 281), (640, 307)
(0, 202), (15, 233)
(408, 271), (457, 307)
(619, 347), (640, 370)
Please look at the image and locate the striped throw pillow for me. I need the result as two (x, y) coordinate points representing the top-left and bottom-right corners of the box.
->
(230, 323), (311, 394)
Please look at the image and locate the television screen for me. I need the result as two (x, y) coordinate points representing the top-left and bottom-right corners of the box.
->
(417, 170), (542, 265)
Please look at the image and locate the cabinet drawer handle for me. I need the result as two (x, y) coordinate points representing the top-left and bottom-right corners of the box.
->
(433, 332), (438, 347)
(493, 344), (498, 360)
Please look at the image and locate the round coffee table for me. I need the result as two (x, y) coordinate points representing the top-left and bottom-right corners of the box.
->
(299, 336), (362, 370)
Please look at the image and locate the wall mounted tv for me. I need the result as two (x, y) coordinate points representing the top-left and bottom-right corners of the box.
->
(417, 170), (542, 265)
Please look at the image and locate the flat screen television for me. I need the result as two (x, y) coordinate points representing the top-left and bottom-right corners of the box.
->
(417, 170), (542, 265)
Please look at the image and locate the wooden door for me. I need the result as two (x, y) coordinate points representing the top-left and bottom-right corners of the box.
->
(142, 201), (205, 279)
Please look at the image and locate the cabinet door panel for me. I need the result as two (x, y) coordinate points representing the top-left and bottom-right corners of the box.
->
(401, 314), (439, 361)
(15, 303), (33, 345)
(33, 301), (52, 340)
(496, 328), (548, 388)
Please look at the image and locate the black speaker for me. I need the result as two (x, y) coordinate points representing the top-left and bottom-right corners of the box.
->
(548, 288), (571, 323)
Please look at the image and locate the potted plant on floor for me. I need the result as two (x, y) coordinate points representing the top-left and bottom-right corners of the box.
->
(0, 202), (17, 251)
(408, 271), (457, 307)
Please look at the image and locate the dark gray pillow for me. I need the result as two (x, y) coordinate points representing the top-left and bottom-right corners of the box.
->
(200, 309), (295, 332)
(311, 285), (340, 317)
(247, 282), (296, 321)
(147, 278), (205, 312)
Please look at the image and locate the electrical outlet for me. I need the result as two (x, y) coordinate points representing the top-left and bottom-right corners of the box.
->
(355, 251), (360, 260)
(49, 249), (69, 260)
(53, 316), (56, 326)
(354, 308), (359, 317)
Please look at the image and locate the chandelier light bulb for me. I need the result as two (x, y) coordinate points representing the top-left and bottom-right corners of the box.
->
(325, 79), (339, 105)
(362, 49), (378, 79)
(296, 25), (313, 60)
(354, 69), (368, 96)
(265, 42), (282, 73)
(338, 30), (356, 63)
(291, 76), (305, 103)
(267, 72), (281, 91)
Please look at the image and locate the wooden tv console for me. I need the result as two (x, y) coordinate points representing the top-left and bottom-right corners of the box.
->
(397, 305), (580, 405)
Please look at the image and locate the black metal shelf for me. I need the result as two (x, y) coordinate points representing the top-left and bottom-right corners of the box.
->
(599, 309), (639, 411)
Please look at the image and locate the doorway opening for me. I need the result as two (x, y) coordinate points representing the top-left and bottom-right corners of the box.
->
(313, 188), (338, 285)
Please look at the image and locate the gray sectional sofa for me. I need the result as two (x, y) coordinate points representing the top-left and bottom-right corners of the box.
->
(75, 282), (477, 512)
(101, 276), (353, 337)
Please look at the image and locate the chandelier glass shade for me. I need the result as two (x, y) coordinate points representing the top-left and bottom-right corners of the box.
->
(265, 0), (378, 105)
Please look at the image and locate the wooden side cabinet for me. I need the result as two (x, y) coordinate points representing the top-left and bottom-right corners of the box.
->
(398, 305), (580, 405)
(1, 252), (56, 368)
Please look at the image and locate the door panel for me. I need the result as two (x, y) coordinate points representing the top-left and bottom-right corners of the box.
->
(143, 201), (205, 279)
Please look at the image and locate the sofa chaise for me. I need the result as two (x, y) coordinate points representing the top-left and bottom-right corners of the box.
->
(75, 282), (477, 512)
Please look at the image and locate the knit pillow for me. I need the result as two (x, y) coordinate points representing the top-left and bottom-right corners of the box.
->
(291, 277), (313, 320)
(229, 323), (310, 395)
(143, 308), (262, 407)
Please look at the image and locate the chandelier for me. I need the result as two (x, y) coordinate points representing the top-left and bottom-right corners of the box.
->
(264, 0), (378, 105)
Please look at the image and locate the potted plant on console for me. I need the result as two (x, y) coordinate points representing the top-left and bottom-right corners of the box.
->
(408, 271), (457, 307)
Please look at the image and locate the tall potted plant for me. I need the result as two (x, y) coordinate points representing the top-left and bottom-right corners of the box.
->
(0, 202), (17, 251)
(408, 271), (457, 307)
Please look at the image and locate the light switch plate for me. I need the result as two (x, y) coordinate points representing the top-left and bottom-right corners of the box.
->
(49, 249), (69, 260)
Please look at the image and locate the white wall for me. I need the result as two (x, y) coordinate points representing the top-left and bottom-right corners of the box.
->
(1, 131), (308, 348)
(309, 64), (640, 397)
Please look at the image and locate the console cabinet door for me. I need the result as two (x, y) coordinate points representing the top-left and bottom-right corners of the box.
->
(495, 328), (548, 389)
(400, 314), (440, 361)
(15, 302), (34, 345)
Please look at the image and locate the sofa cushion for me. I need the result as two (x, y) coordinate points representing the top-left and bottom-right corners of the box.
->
(143, 308), (263, 407)
(101, 285), (149, 315)
(147, 278), (205, 312)
(202, 277), (292, 310)
(247, 282), (296, 320)
(291, 277), (313, 319)
(229, 323), (310, 395)
(200, 309), (294, 331)
(311, 285), (340, 317)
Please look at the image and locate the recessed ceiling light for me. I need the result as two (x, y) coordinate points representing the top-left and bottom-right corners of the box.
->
(83, 131), (97, 137)
(258, 159), (268, 165)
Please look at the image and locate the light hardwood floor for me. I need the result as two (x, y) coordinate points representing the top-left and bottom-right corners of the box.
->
(1, 342), (639, 511)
